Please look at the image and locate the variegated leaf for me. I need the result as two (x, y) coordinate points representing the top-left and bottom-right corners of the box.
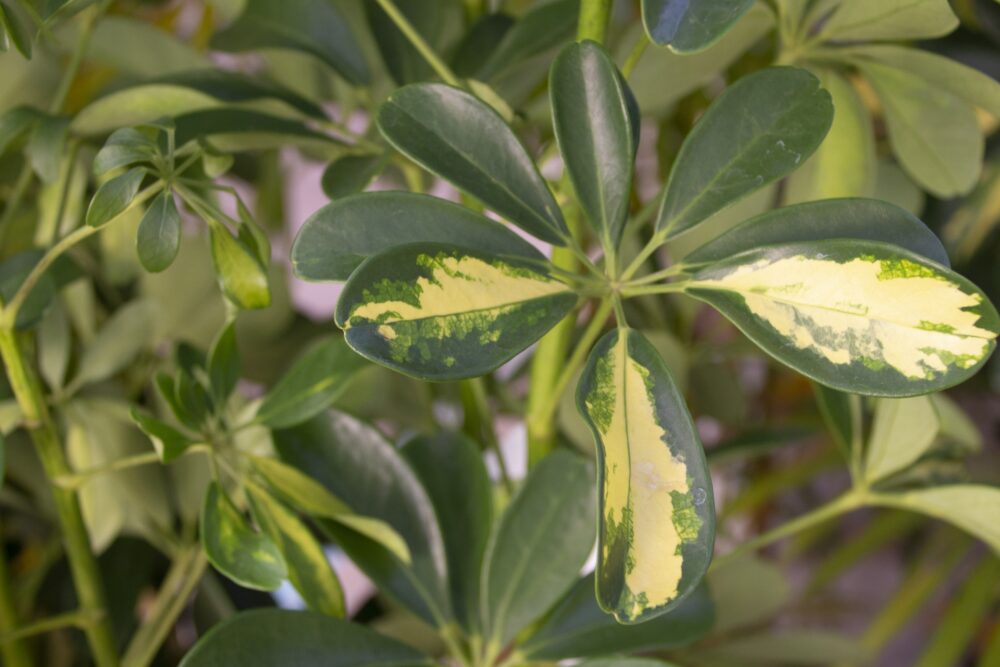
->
(336, 244), (577, 380)
(576, 328), (714, 624)
(687, 241), (1000, 396)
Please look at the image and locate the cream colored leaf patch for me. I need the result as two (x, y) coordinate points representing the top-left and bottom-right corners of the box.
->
(577, 329), (714, 624)
(336, 245), (577, 380)
(688, 241), (999, 396)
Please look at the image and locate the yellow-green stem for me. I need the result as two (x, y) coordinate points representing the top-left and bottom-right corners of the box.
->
(0, 328), (119, 667)
(0, 526), (32, 667)
(373, 0), (462, 87)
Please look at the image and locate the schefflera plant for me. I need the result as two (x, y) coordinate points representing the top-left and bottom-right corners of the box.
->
(293, 41), (1000, 623)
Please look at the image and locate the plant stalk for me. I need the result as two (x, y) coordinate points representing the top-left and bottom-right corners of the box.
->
(0, 328), (119, 667)
(0, 527), (32, 667)
(373, 0), (462, 86)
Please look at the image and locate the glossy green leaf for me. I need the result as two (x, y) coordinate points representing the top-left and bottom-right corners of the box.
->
(876, 484), (1000, 552)
(843, 45), (1000, 118)
(377, 84), (567, 244)
(73, 300), (156, 388)
(482, 449), (595, 647)
(130, 408), (196, 463)
(865, 396), (939, 483)
(477, 0), (578, 80)
(255, 336), (367, 428)
(401, 432), (491, 632)
(860, 61), (982, 198)
(207, 321), (240, 405)
(336, 244), (576, 380)
(136, 190), (181, 273)
(200, 481), (287, 590)
(292, 192), (544, 282)
(209, 222), (271, 310)
(0, 1), (30, 58)
(550, 40), (633, 249)
(251, 456), (410, 563)
(211, 0), (369, 85)
(819, 0), (957, 42)
(655, 67), (833, 238)
(320, 154), (386, 200)
(180, 609), (432, 667)
(687, 240), (1000, 396)
(642, 0), (754, 52)
(27, 115), (68, 183)
(685, 198), (950, 267)
(521, 575), (713, 660)
(86, 168), (146, 228)
(785, 68), (875, 202)
(365, 0), (461, 84)
(577, 328), (714, 623)
(273, 412), (449, 624)
(94, 127), (159, 177)
(151, 68), (328, 119)
(246, 484), (345, 617)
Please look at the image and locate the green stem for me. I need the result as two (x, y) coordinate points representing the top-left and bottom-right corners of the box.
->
(0, 527), (32, 667)
(621, 32), (650, 78)
(0, 609), (101, 645)
(373, 0), (462, 86)
(527, 299), (612, 453)
(712, 489), (866, 571)
(620, 282), (688, 298)
(121, 544), (208, 667)
(54, 452), (163, 490)
(576, 0), (612, 42)
(0, 328), (119, 667)
(460, 378), (513, 494)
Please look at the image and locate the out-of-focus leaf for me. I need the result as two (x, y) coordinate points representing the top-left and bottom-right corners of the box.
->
(209, 222), (271, 310)
(0, 1), (31, 58)
(84, 16), (209, 76)
(477, 0), (578, 80)
(319, 154), (386, 200)
(874, 485), (1000, 552)
(865, 396), (939, 483)
(26, 115), (68, 183)
(365, 0), (462, 84)
(72, 300), (156, 388)
(207, 321), (240, 406)
(130, 408), (196, 463)
(708, 555), (789, 633)
(819, 0), (957, 41)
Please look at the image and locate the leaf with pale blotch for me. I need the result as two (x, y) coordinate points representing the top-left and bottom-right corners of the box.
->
(335, 244), (577, 380)
(687, 241), (1000, 396)
(246, 484), (345, 617)
(201, 481), (287, 591)
(576, 328), (715, 624)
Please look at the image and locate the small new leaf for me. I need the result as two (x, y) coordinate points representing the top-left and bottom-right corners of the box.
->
(137, 190), (182, 273)
(209, 222), (270, 310)
(130, 407), (196, 463)
(86, 168), (146, 228)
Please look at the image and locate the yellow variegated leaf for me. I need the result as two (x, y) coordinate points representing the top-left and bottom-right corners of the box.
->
(336, 244), (577, 380)
(577, 328), (714, 624)
(688, 240), (999, 396)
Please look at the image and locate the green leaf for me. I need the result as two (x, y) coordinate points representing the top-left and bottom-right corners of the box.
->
(173, 107), (338, 151)
(477, 0), (578, 80)
(365, 0), (462, 84)
(86, 168), (146, 228)
(85, 16), (209, 77)
(813, 383), (857, 459)
(521, 576), (713, 660)
(130, 407), (196, 463)
(550, 41), (633, 249)
(687, 240), (1000, 396)
(874, 485), (1000, 553)
(207, 321), (240, 405)
(842, 45), (1000, 118)
(93, 127), (159, 177)
(336, 244), (576, 380)
(174, 369), (212, 428)
(785, 68), (875, 202)
(0, 106), (40, 158)
(642, 0), (754, 52)
(860, 61), (982, 198)
(136, 190), (182, 273)
(250, 455), (410, 563)
(255, 336), (367, 429)
(482, 449), (595, 647)
(151, 69), (328, 119)
(26, 115), (68, 183)
(819, 0), (957, 41)
(0, 1), (31, 58)
(696, 629), (864, 665)
(209, 222), (271, 310)
(655, 67), (833, 238)
(0, 251), (56, 330)
(39, 301), (70, 390)
(377, 84), (567, 244)
(865, 396), (939, 483)
(246, 484), (345, 617)
(400, 432), (492, 633)
(320, 154), (387, 200)
(200, 481), (286, 590)
(73, 300), (156, 388)
(708, 555), (789, 632)
(450, 13), (514, 79)
(292, 192), (544, 282)
(684, 198), (950, 267)
(179, 609), (433, 667)
(576, 328), (715, 623)
(71, 85), (218, 135)
(211, 0), (369, 85)
(273, 412), (449, 625)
